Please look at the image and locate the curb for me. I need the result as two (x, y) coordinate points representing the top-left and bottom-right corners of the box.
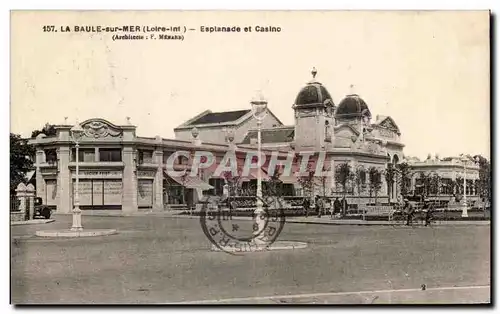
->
(11, 219), (55, 226)
(211, 240), (308, 253)
(52, 212), (490, 226)
(35, 229), (118, 238)
(283, 218), (491, 226)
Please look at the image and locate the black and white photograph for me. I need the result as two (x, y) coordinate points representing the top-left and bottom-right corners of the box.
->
(9, 9), (491, 305)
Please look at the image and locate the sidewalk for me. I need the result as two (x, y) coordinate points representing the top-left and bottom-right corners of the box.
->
(53, 211), (490, 226)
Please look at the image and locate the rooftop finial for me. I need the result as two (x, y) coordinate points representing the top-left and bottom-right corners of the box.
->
(126, 116), (131, 125)
(311, 67), (317, 79)
(64, 116), (68, 124)
(349, 84), (356, 95)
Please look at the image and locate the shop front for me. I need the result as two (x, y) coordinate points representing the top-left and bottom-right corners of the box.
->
(70, 170), (123, 210)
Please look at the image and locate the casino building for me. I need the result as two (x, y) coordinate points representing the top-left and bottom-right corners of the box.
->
(28, 69), (479, 213)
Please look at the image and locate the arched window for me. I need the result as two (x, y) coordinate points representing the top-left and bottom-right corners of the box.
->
(392, 154), (399, 166)
(325, 120), (331, 142)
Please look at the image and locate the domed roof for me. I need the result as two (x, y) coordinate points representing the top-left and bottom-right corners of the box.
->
(335, 94), (371, 117)
(293, 68), (335, 107)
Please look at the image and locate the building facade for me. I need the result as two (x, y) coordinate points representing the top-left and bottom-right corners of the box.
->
(406, 155), (481, 203)
(28, 69), (479, 213)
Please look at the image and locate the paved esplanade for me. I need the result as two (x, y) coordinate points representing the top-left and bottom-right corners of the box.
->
(11, 215), (490, 304)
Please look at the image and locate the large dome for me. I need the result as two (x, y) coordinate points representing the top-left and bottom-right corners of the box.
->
(293, 68), (335, 107)
(335, 94), (371, 117)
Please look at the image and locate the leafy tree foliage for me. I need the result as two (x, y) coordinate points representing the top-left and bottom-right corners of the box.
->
(417, 172), (431, 197)
(384, 163), (396, 200)
(395, 162), (412, 196)
(297, 163), (315, 199)
(429, 173), (441, 195)
(10, 133), (34, 193)
(368, 167), (382, 204)
(334, 162), (352, 200)
(473, 155), (491, 202)
(354, 167), (366, 197)
(31, 123), (57, 138)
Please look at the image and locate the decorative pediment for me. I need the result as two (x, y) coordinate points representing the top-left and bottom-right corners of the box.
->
(80, 118), (123, 139)
(377, 116), (400, 134)
(334, 123), (360, 138)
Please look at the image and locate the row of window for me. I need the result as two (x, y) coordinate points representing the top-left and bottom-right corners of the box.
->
(414, 179), (480, 196)
(70, 148), (123, 162)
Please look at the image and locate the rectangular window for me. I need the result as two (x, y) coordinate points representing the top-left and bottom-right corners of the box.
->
(45, 149), (58, 164)
(138, 150), (154, 164)
(282, 184), (295, 196)
(208, 178), (225, 196)
(71, 148), (96, 162)
(163, 152), (170, 164)
(99, 148), (122, 162)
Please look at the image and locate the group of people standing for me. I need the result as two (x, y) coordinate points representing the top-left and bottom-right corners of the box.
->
(300, 195), (436, 226)
(302, 196), (348, 218)
(402, 198), (435, 226)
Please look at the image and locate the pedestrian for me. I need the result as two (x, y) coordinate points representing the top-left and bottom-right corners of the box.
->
(333, 197), (341, 218)
(425, 202), (435, 227)
(404, 198), (414, 226)
(315, 195), (322, 218)
(302, 197), (310, 218)
(341, 197), (348, 217)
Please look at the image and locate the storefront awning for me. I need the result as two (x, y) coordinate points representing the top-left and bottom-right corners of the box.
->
(184, 176), (214, 190)
(164, 171), (214, 190)
(279, 175), (298, 185)
(240, 168), (270, 182)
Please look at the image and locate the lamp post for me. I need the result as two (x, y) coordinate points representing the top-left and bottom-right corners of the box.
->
(70, 121), (84, 231)
(459, 155), (469, 218)
(250, 91), (268, 246)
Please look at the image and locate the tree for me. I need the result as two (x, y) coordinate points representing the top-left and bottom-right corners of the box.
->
(417, 172), (431, 197)
(448, 178), (457, 198)
(473, 155), (491, 206)
(384, 163), (396, 201)
(265, 171), (283, 198)
(396, 162), (412, 197)
(222, 167), (243, 197)
(10, 133), (34, 193)
(454, 175), (464, 202)
(334, 162), (352, 202)
(354, 166), (366, 198)
(31, 123), (57, 138)
(314, 163), (332, 199)
(368, 167), (382, 204)
(429, 173), (441, 196)
(297, 163), (315, 199)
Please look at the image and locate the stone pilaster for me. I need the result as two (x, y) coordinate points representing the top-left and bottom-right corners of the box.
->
(411, 175), (417, 194)
(15, 183), (27, 218)
(27, 184), (35, 219)
(153, 149), (164, 211)
(122, 146), (138, 213)
(57, 146), (71, 213)
(35, 149), (45, 201)
(329, 159), (336, 194)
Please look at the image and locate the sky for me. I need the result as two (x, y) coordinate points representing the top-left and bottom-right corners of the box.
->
(10, 10), (490, 160)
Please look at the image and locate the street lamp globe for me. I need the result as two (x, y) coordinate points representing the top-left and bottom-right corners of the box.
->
(70, 123), (84, 142)
(251, 91), (268, 120)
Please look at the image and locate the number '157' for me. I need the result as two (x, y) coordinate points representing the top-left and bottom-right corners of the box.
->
(43, 25), (56, 32)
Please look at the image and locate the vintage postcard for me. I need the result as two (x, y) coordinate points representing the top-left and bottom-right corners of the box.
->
(10, 10), (490, 305)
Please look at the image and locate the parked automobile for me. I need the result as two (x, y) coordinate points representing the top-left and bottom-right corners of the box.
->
(33, 197), (52, 219)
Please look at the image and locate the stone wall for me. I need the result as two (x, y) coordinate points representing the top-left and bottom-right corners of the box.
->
(10, 212), (26, 222)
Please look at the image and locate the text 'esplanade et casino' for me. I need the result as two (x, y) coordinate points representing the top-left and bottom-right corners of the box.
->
(28, 69), (480, 213)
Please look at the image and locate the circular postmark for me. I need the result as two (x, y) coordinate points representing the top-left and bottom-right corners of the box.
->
(200, 191), (286, 255)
